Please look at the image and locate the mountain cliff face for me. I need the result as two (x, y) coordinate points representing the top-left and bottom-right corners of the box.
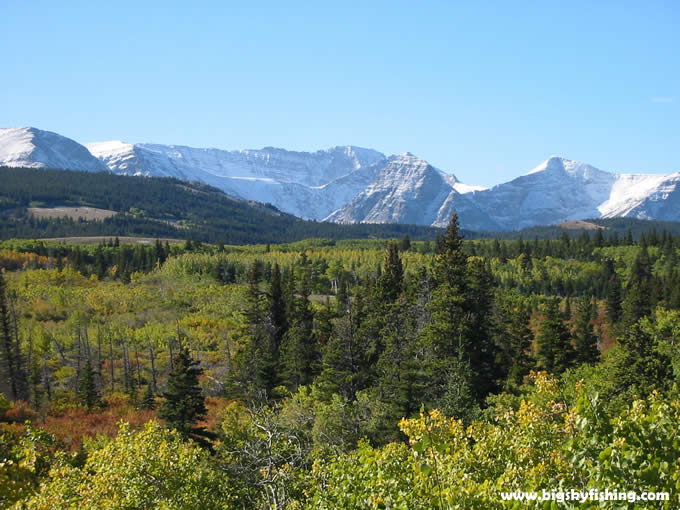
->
(325, 153), (488, 226)
(1, 126), (678, 231)
(86, 141), (385, 219)
(469, 157), (618, 230)
(464, 157), (680, 230)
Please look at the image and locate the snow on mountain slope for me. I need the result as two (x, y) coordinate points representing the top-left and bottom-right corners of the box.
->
(87, 141), (385, 219)
(328, 154), (679, 231)
(87, 141), (384, 185)
(0, 127), (107, 171)
(439, 171), (488, 194)
(620, 173), (680, 221)
(3, 126), (680, 230)
(468, 157), (618, 230)
(599, 173), (679, 218)
(325, 153), (488, 226)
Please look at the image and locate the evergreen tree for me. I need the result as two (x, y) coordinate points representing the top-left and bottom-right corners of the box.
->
(279, 276), (317, 390)
(536, 298), (573, 374)
(0, 271), (28, 401)
(268, 263), (287, 350)
(420, 213), (471, 404)
(140, 382), (156, 410)
(492, 292), (534, 389)
(374, 285), (424, 441)
(229, 261), (276, 397)
(399, 234), (411, 252)
(375, 241), (404, 303)
(614, 324), (672, 398)
(572, 297), (599, 365)
(93, 244), (106, 279)
(465, 257), (501, 398)
(159, 348), (209, 444)
(77, 359), (101, 410)
(622, 249), (652, 326)
(318, 292), (372, 401)
(606, 274), (622, 324)
(439, 355), (479, 424)
(29, 358), (44, 410)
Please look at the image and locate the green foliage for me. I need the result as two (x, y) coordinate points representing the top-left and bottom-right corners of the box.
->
(2, 216), (680, 508)
(0, 424), (56, 508)
(15, 421), (233, 509)
(159, 348), (208, 443)
(572, 297), (600, 365)
(0, 166), (440, 244)
(77, 359), (100, 410)
(218, 399), (310, 509)
(140, 382), (156, 410)
(303, 373), (680, 509)
(536, 298), (573, 374)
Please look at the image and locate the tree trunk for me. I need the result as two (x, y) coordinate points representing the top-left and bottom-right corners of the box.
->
(149, 343), (157, 393)
(109, 329), (115, 393)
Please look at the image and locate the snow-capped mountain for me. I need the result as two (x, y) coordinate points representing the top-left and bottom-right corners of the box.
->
(326, 153), (490, 226)
(331, 155), (680, 231)
(0, 127), (107, 172)
(463, 157), (680, 231)
(1, 126), (678, 231)
(465, 157), (619, 230)
(86, 140), (385, 219)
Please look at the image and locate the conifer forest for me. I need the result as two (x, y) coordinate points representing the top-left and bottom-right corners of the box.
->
(1, 214), (680, 508)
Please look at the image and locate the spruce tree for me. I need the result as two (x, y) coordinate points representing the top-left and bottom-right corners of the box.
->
(93, 244), (106, 279)
(279, 276), (317, 390)
(422, 214), (469, 359)
(268, 263), (287, 349)
(420, 212), (474, 405)
(78, 359), (101, 410)
(140, 382), (156, 410)
(493, 292), (534, 389)
(0, 271), (28, 402)
(399, 234), (411, 252)
(572, 298), (599, 365)
(318, 291), (372, 401)
(230, 261), (275, 397)
(614, 324), (672, 398)
(29, 359), (44, 410)
(440, 355), (478, 424)
(375, 241), (404, 303)
(606, 274), (622, 324)
(465, 257), (501, 398)
(536, 298), (573, 374)
(622, 249), (652, 326)
(159, 348), (208, 442)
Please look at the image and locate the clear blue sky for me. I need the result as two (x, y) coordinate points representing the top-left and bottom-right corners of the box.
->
(1, 0), (678, 186)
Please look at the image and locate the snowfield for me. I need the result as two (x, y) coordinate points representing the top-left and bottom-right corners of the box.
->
(1, 126), (678, 230)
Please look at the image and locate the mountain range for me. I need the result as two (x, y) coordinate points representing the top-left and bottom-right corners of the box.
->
(1, 126), (678, 231)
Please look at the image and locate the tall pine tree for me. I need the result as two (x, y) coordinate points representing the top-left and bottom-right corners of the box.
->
(0, 271), (28, 401)
(572, 297), (599, 365)
(77, 359), (101, 410)
(159, 348), (210, 445)
(536, 298), (573, 374)
(420, 213), (474, 407)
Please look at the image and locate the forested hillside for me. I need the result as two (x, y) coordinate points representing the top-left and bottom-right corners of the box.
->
(0, 166), (440, 243)
(1, 215), (680, 508)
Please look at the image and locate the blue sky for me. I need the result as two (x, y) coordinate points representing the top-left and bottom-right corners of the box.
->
(1, 1), (678, 186)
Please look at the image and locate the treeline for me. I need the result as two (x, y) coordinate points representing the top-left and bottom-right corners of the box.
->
(2, 215), (677, 430)
(1, 215), (680, 507)
(478, 217), (680, 240)
(0, 166), (441, 243)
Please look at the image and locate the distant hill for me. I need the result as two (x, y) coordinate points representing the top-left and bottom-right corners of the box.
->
(0, 166), (441, 244)
(473, 217), (680, 241)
